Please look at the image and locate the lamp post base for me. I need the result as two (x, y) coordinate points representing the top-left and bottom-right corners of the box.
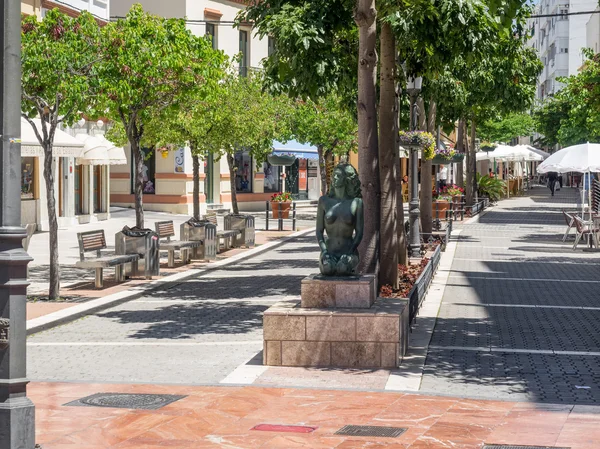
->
(0, 394), (35, 449)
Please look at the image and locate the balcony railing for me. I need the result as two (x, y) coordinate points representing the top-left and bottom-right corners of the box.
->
(53, 0), (109, 21)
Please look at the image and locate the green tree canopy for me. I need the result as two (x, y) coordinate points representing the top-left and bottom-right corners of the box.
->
(95, 4), (225, 227)
(478, 113), (535, 143)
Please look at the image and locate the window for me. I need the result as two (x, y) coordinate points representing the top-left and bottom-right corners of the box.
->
(560, 9), (568, 19)
(234, 151), (252, 193)
(263, 161), (281, 193)
(206, 23), (217, 50)
(239, 30), (248, 76)
(268, 36), (275, 57)
(21, 157), (35, 200)
(131, 148), (155, 194)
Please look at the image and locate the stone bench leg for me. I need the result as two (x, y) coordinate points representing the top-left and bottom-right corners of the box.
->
(130, 260), (139, 278)
(115, 264), (124, 282)
(95, 267), (103, 289)
(182, 248), (191, 264)
(168, 249), (175, 268)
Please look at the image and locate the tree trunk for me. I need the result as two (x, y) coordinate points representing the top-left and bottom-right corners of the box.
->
(465, 120), (473, 206)
(378, 21), (397, 288)
(226, 153), (239, 214)
(43, 145), (60, 300)
(355, 0), (380, 275)
(470, 120), (477, 203)
(420, 99), (436, 238)
(396, 79), (407, 265)
(456, 119), (464, 188)
(317, 144), (328, 196)
(192, 153), (200, 220)
(131, 136), (145, 228)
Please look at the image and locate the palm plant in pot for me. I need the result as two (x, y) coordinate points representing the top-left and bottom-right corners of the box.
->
(476, 173), (506, 202)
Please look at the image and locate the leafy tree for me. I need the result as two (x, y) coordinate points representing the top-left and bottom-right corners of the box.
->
(478, 113), (535, 143)
(207, 71), (294, 214)
(21, 9), (102, 300)
(95, 4), (223, 228)
(533, 95), (569, 147)
(292, 94), (357, 196)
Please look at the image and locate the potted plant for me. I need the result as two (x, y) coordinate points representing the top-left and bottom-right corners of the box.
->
(476, 173), (506, 202)
(479, 142), (497, 152)
(431, 146), (465, 164)
(270, 191), (293, 219)
(267, 153), (297, 166)
(443, 184), (465, 205)
(398, 131), (436, 159)
(432, 192), (451, 219)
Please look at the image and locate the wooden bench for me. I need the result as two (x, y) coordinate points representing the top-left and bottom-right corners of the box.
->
(155, 221), (201, 268)
(75, 230), (139, 288)
(205, 211), (242, 252)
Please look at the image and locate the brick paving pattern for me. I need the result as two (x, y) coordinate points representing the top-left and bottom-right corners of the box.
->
(421, 186), (600, 404)
(27, 235), (320, 384)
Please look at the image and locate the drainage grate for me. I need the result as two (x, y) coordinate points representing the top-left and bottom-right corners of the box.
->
(334, 425), (407, 438)
(483, 446), (571, 449)
(64, 393), (187, 410)
(252, 424), (317, 433)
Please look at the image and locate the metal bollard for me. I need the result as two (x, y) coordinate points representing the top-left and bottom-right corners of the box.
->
(292, 202), (297, 231)
(278, 201), (283, 231)
(265, 201), (270, 231)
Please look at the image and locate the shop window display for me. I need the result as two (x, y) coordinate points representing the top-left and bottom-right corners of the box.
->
(263, 161), (281, 193)
(235, 151), (252, 193)
(21, 157), (35, 200)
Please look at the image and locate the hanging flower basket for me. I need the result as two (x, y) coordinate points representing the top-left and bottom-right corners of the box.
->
(480, 142), (497, 152)
(267, 153), (296, 166)
(431, 153), (465, 165)
(398, 131), (435, 159)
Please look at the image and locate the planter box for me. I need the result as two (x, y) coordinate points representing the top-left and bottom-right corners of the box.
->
(432, 200), (450, 219)
(263, 298), (409, 368)
(271, 201), (291, 219)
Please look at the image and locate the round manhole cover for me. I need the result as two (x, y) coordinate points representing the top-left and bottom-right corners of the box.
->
(67, 393), (186, 410)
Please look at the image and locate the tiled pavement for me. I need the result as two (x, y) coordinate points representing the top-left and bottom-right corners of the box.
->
(421, 186), (600, 404)
(27, 235), (320, 384)
(31, 382), (600, 448)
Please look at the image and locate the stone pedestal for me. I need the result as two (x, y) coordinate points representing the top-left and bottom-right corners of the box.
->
(301, 274), (376, 308)
(263, 298), (408, 368)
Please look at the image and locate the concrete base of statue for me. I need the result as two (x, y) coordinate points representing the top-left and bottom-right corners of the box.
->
(262, 274), (409, 368)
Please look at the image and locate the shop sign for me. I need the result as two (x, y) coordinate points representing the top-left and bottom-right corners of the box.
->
(174, 147), (185, 173)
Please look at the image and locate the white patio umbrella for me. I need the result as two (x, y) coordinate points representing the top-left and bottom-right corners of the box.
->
(488, 145), (543, 197)
(537, 142), (600, 220)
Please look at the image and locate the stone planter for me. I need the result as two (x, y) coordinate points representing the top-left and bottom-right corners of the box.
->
(271, 201), (291, 219)
(432, 200), (450, 220)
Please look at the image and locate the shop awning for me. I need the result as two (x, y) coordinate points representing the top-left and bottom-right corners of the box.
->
(272, 140), (319, 160)
(21, 118), (84, 157)
(75, 134), (127, 165)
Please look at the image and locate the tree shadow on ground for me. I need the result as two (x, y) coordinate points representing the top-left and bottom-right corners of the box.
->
(98, 301), (270, 339)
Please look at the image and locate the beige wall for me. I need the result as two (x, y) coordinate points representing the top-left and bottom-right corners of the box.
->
(22, 0), (41, 16)
(110, 0), (186, 18)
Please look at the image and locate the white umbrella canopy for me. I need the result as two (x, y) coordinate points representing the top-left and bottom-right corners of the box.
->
(516, 144), (550, 159)
(490, 144), (543, 162)
(537, 143), (600, 174)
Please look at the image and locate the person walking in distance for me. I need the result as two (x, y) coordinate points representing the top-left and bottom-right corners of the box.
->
(437, 164), (448, 193)
(548, 171), (558, 196)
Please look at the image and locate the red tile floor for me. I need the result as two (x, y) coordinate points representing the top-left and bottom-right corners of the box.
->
(31, 382), (600, 448)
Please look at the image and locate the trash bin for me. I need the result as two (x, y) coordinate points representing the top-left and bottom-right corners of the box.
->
(224, 214), (255, 248)
(115, 226), (160, 278)
(180, 218), (217, 260)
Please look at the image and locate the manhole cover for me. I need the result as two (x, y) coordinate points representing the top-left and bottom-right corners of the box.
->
(64, 393), (186, 410)
(252, 424), (317, 433)
(484, 446), (571, 449)
(334, 425), (407, 438)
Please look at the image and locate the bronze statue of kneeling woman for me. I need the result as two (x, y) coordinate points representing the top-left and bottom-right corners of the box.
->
(316, 163), (364, 276)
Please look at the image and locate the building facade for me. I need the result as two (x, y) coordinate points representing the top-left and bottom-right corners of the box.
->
(528, 0), (596, 101)
(20, 0), (113, 230)
(110, 0), (321, 215)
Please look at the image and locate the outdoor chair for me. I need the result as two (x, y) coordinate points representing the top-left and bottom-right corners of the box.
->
(572, 216), (599, 250)
(562, 210), (576, 242)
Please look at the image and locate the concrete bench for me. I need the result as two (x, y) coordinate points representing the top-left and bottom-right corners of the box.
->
(75, 230), (139, 288)
(205, 212), (242, 252)
(155, 221), (201, 268)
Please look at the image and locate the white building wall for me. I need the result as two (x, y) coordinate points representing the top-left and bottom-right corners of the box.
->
(586, 8), (600, 54)
(568, 0), (597, 75)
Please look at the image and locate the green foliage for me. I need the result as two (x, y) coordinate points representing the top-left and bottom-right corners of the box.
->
(476, 173), (506, 201)
(477, 113), (534, 143)
(292, 93), (357, 155)
(238, 0), (357, 102)
(22, 9), (101, 127)
(95, 4), (224, 141)
(398, 131), (436, 159)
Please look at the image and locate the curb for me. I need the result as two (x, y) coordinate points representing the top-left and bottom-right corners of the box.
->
(27, 227), (315, 336)
(464, 205), (493, 224)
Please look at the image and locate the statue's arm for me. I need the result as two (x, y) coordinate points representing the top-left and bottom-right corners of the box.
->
(351, 198), (364, 252)
(316, 197), (328, 253)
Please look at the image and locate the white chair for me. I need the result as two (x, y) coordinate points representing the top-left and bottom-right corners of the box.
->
(562, 210), (576, 242)
(573, 216), (599, 249)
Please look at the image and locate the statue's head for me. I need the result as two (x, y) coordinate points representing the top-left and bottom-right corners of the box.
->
(329, 163), (361, 198)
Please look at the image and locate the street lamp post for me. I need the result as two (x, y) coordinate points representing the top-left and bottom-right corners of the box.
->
(406, 75), (422, 259)
(0, 1), (36, 448)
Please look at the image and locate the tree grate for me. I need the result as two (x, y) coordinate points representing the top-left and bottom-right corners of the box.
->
(64, 393), (187, 410)
(483, 446), (571, 449)
(334, 425), (407, 438)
